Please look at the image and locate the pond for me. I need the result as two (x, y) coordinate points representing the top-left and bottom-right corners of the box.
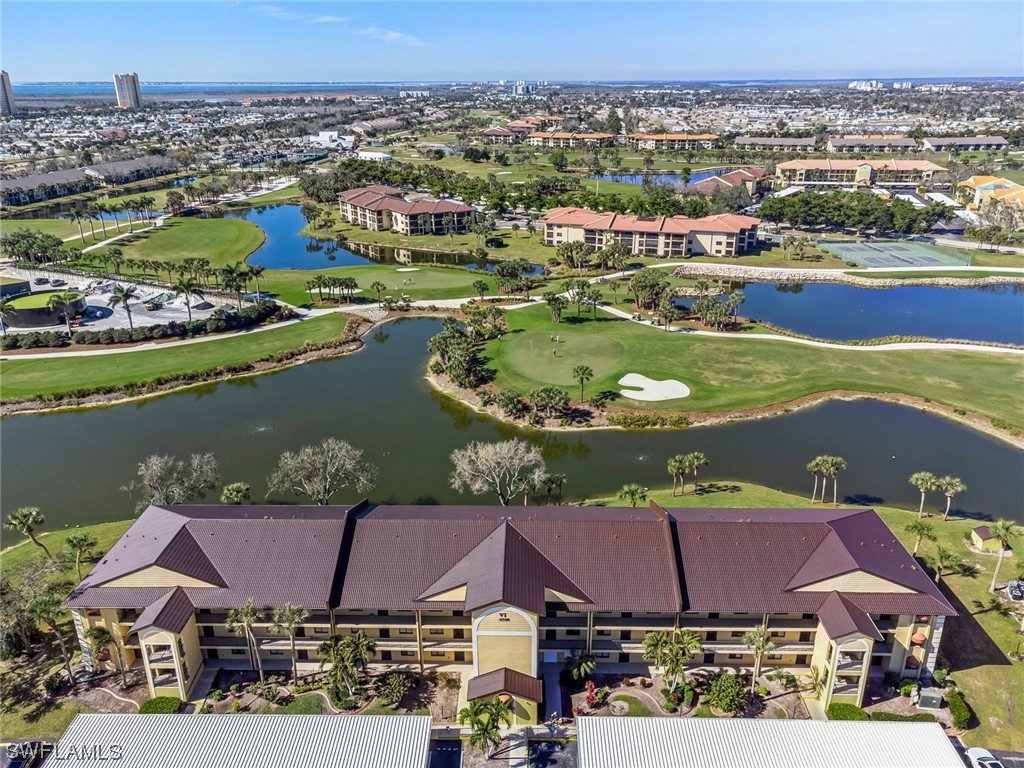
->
(591, 169), (727, 187)
(2, 317), (1021, 529)
(694, 282), (1024, 344)
(225, 204), (543, 274)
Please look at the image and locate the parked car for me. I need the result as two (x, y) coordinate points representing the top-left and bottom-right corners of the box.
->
(966, 748), (1005, 768)
(50, 278), (66, 287)
(1008, 581), (1023, 602)
(32, 277), (49, 285)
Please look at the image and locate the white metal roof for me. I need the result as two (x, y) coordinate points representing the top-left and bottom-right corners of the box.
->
(47, 714), (433, 768)
(576, 717), (964, 768)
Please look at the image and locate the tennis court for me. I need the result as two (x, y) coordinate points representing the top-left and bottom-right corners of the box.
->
(819, 240), (972, 268)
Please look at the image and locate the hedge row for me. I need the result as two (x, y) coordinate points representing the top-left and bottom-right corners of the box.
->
(828, 703), (939, 724)
(139, 696), (183, 714)
(826, 703), (870, 721)
(946, 688), (971, 729)
(607, 412), (689, 429)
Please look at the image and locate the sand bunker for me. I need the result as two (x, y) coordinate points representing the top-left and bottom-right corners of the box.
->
(618, 373), (691, 401)
(396, 268), (421, 272)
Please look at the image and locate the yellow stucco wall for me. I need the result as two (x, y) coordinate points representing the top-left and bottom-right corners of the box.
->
(101, 566), (217, 589)
(477, 634), (532, 676)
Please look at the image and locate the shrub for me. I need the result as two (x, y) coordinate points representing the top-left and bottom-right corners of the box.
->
(139, 697), (183, 714)
(230, 699), (242, 713)
(766, 669), (799, 691)
(682, 685), (696, 708)
(42, 672), (64, 696)
(208, 689), (224, 702)
(827, 703), (869, 721)
(438, 672), (461, 691)
(946, 688), (971, 729)
(377, 671), (412, 706)
(707, 673), (747, 713)
(229, 683), (241, 695)
(607, 412), (688, 429)
(900, 682), (918, 697)
(870, 712), (936, 722)
(755, 684), (769, 697)
(293, 681), (324, 694)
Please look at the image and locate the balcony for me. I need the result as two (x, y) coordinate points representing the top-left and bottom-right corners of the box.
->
(147, 650), (175, 665)
(151, 672), (179, 689)
(836, 655), (866, 674)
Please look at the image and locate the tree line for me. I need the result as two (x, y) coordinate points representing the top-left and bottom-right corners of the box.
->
(758, 190), (954, 235)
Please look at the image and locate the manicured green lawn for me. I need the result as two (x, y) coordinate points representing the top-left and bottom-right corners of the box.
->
(483, 305), (1024, 430)
(271, 694), (325, 714)
(2, 519), (134, 573)
(74, 217), (265, 270)
(967, 251), (1024, 269)
(2, 218), (114, 244)
(8, 291), (83, 309)
(609, 694), (654, 716)
(232, 183), (303, 206)
(0, 314), (349, 402)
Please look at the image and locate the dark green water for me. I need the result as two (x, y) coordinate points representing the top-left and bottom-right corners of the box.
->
(1, 317), (1021, 530)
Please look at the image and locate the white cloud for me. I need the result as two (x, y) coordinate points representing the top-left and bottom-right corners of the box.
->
(255, 6), (348, 24)
(358, 26), (425, 47)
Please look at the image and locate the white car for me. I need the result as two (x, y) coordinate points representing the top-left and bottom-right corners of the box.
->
(966, 748), (1005, 768)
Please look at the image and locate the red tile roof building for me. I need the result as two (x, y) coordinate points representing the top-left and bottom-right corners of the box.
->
(67, 504), (953, 716)
(338, 186), (475, 235)
(543, 207), (760, 257)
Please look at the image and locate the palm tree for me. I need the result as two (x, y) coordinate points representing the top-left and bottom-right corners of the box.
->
(172, 276), (205, 322)
(48, 291), (77, 336)
(572, 365), (593, 403)
(0, 298), (15, 336)
(906, 520), (936, 558)
(94, 202), (110, 237)
(29, 589), (77, 689)
(473, 279), (489, 301)
(107, 283), (139, 330)
(823, 456), (847, 507)
(65, 533), (98, 581)
(464, 708), (503, 759)
(807, 456), (826, 503)
(221, 262), (247, 309)
(937, 476), (966, 521)
(84, 204), (100, 240)
(617, 483), (647, 508)
(932, 546), (961, 584)
(341, 630), (376, 673)
(667, 454), (686, 497)
(248, 265), (266, 298)
(69, 208), (87, 243)
(987, 519), (1018, 593)
(108, 247), (124, 275)
(318, 636), (361, 701)
(683, 451), (709, 495)
(5, 507), (51, 557)
(370, 281), (387, 305)
(742, 627), (776, 694)
(908, 472), (938, 518)
(226, 597), (266, 683)
(85, 625), (127, 688)
(457, 699), (488, 729)
(564, 651), (596, 681)
(270, 603), (310, 683)
(642, 629), (702, 694)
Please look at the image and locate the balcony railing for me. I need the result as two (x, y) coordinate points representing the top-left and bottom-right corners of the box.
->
(147, 650), (175, 665)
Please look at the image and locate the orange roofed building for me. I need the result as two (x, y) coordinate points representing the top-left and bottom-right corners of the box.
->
(543, 207), (760, 258)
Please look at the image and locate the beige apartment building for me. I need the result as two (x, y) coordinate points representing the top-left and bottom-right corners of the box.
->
(524, 131), (615, 149)
(543, 207), (760, 258)
(67, 504), (953, 723)
(627, 133), (720, 151)
(338, 185), (475, 235)
(774, 159), (947, 188)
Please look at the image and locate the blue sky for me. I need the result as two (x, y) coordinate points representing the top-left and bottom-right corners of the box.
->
(2, 1), (1022, 82)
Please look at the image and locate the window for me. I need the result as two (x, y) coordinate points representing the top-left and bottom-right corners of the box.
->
(731, 631), (744, 638)
(86, 609), (101, 618)
(566, 629), (581, 637)
(399, 629), (414, 635)
(802, 614), (814, 620)
(728, 653), (744, 660)
(429, 629), (444, 635)
(314, 627), (328, 634)
(771, 631), (786, 638)
(430, 651), (446, 657)
(708, 613), (719, 620)
(270, 649), (284, 655)
(595, 652), (610, 658)
(400, 651), (415, 657)
(768, 654), (782, 660)
(796, 655), (809, 665)
(597, 630), (611, 637)
(231, 649), (246, 656)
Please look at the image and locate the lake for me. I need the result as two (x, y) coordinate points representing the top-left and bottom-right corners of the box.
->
(709, 282), (1024, 344)
(2, 317), (1020, 529)
(592, 169), (727, 186)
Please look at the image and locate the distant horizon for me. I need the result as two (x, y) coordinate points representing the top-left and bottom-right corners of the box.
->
(3, 2), (1021, 82)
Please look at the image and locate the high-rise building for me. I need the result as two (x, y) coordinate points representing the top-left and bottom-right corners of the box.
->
(113, 72), (142, 109)
(0, 71), (15, 117)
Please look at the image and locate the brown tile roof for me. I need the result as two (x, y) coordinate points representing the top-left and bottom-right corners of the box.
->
(467, 668), (543, 702)
(629, 133), (720, 141)
(671, 508), (955, 617)
(776, 159), (947, 172)
(337, 186), (473, 216)
(65, 505), (360, 611)
(817, 592), (883, 641)
(129, 587), (194, 635)
(338, 506), (680, 613)
(972, 525), (992, 540)
(543, 207), (759, 235)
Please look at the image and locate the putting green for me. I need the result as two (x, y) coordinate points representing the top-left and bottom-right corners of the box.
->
(503, 326), (626, 387)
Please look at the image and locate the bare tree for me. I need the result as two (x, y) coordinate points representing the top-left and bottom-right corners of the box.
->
(266, 438), (378, 505)
(449, 439), (547, 506)
(123, 453), (220, 510)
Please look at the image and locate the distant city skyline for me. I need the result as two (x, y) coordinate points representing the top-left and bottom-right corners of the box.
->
(2, 1), (1022, 83)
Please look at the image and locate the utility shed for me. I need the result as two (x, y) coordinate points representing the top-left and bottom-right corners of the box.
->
(44, 714), (433, 768)
(576, 717), (964, 768)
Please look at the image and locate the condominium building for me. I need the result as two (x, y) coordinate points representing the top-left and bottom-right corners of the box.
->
(627, 133), (720, 151)
(482, 128), (518, 144)
(734, 136), (816, 153)
(774, 159), (947, 189)
(0, 70), (15, 117)
(113, 72), (143, 109)
(826, 137), (917, 153)
(338, 185), (475, 235)
(67, 503), (953, 723)
(544, 207), (760, 258)
(921, 136), (1009, 152)
(524, 131), (615, 149)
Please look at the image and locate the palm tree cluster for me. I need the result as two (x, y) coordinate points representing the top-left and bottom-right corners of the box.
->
(303, 273), (359, 305)
(317, 631), (377, 706)
(806, 455), (848, 506)
(667, 452), (709, 496)
(641, 629), (704, 695)
(457, 697), (514, 758)
(907, 471), (966, 521)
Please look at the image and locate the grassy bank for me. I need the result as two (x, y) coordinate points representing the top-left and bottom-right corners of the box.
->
(483, 304), (1024, 432)
(0, 313), (349, 402)
(849, 269), (1024, 280)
